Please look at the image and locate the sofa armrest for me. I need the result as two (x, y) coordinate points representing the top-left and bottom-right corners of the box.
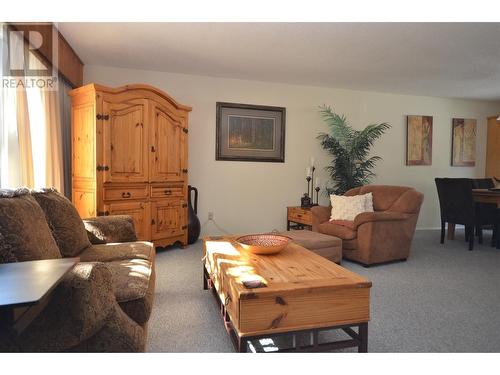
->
(354, 211), (411, 228)
(15, 262), (116, 351)
(311, 205), (331, 232)
(83, 215), (137, 244)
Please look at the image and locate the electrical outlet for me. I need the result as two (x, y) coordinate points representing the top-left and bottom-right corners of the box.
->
(208, 211), (214, 220)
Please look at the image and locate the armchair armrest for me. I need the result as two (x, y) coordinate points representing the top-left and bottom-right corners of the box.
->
(83, 215), (137, 244)
(354, 211), (411, 229)
(15, 262), (116, 351)
(311, 205), (331, 231)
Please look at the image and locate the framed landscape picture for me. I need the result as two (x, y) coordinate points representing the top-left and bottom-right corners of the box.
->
(452, 118), (476, 166)
(216, 102), (286, 162)
(406, 115), (433, 166)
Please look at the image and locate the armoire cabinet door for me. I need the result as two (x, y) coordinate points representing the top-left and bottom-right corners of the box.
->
(103, 201), (150, 241)
(150, 200), (185, 240)
(150, 104), (186, 182)
(102, 99), (149, 183)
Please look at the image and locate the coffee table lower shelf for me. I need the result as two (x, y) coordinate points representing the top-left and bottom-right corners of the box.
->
(203, 267), (368, 353)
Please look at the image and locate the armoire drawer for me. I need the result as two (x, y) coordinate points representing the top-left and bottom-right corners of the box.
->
(104, 185), (149, 201)
(151, 185), (184, 198)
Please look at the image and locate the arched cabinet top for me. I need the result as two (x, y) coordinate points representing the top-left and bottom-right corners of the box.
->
(69, 83), (192, 112)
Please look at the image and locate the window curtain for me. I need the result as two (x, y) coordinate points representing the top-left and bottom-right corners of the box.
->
(15, 88), (34, 187)
(42, 88), (63, 192)
(0, 27), (65, 193)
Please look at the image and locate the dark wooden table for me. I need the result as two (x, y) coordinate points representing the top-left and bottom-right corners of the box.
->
(472, 189), (500, 249)
(0, 258), (79, 336)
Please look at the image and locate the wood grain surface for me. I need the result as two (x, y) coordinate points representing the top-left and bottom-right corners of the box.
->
(203, 236), (371, 337)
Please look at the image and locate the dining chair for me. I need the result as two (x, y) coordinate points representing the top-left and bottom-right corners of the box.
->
(472, 178), (497, 246)
(435, 178), (476, 251)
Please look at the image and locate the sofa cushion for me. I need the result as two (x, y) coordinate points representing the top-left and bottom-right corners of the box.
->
(330, 220), (355, 229)
(84, 216), (137, 244)
(118, 274), (155, 326)
(0, 188), (61, 262)
(32, 189), (91, 257)
(79, 241), (154, 263)
(318, 221), (357, 240)
(106, 259), (152, 303)
(106, 259), (155, 325)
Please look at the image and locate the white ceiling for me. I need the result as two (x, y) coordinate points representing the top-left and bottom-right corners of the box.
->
(59, 23), (500, 100)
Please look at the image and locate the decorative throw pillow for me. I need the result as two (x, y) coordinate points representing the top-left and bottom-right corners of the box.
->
(330, 194), (367, 221)
(364, 192), (374, 212)
(494, 176), (500, 188)
(0, 188), (61, 263)
(32, 188), (91, 257)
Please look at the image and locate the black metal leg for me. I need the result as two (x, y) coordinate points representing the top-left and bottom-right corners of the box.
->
(440, 221), (445, 244)
(358, 323), (368, 353)
(468, 227), (474, 251)
(203, 266), (209, 290)
(496, 219), (500, 250)
(238, 338), (248, 353)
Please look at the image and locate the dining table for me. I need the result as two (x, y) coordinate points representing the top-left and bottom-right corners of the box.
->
(472, 188), (500, 249)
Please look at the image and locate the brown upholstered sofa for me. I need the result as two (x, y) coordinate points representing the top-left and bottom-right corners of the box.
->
(0, 188), (155, 352)
(312, 185), (423, 266)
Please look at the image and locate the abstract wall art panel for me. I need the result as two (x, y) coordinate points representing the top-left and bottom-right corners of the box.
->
(452, 118), (476, 167)
(406, 115), (433, 166)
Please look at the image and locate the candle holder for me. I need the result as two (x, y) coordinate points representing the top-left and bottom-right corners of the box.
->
(310, 166), (316, 198)
(306, 175), (312, 197)
(314, 186), (320, 205)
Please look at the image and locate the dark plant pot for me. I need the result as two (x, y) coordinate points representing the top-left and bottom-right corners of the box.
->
(187, 185), (201, 245)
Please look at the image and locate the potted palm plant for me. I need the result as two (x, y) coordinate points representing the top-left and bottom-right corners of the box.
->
(317, 105), (391, 195)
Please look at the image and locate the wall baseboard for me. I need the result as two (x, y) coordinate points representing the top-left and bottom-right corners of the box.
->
(416, 225), (465, 231)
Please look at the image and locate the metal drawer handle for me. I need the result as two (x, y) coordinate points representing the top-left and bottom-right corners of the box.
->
(122, 192), (132, 198)
(164, 190), (172, 195)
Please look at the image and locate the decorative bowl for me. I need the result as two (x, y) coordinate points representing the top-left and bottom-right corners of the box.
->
(236, 234), (290, 255)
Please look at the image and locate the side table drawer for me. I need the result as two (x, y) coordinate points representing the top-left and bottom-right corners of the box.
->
(288, 207), (312, 225)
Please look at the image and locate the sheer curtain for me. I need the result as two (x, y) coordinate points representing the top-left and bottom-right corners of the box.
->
(0, 27), (65, 193)
(42, 88), (63, 191)
(16, 88), (34, 186)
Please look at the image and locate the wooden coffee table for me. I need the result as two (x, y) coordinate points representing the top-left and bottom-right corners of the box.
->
(202, 236), (372, 352)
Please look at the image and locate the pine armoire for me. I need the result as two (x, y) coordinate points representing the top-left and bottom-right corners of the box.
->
(69, 83), (191, 247)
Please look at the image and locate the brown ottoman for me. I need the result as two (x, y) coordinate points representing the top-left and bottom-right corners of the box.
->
(280, 230), (342, 264)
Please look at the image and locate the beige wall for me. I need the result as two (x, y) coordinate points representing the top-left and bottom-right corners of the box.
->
(84, 65), (500, 233)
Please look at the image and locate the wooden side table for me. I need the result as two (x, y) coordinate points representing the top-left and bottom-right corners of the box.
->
(0, 258), (79, 337)
(287, 206), (313, 230)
